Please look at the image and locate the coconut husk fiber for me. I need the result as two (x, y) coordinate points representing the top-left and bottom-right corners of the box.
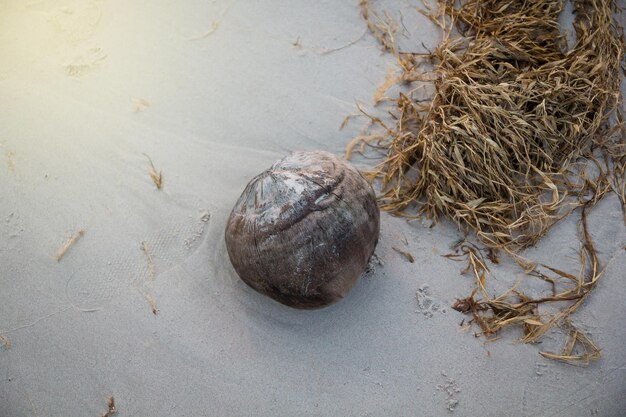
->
(358, 0), (625, 364)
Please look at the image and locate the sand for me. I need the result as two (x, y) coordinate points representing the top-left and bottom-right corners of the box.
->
(0, 1), (624, 416)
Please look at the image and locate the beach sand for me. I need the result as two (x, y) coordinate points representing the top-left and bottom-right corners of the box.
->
(0, 1), (625, 416)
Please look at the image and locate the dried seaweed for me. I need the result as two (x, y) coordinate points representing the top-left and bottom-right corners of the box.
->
(132, 98), (150, 113)
(448, 201), (603, 355)
(392, 246), (415, 262)
(101, 396), (116, 417)
(359, 0), (400, 54)
(6, 151), (15, 172)
(344, 133), (386, 160)
(292, 30), (367, 55)
(137, 241), (158, 315)
(539, 324), (601, 365)
(143, 153), (163, 190)
(0, 334), (10, 349)
(145, 293), (158, 316)
(189, 20), (221, 41)
(187, 0), (235, 41)
(141, 241), (156, 281)
(373, 68), (400, 104)
(359, 0), (625, 364)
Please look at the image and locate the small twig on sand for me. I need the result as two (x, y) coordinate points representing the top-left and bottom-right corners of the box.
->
(187, 0), (235, 41)
(132, 98), (150, 112)
(189, 20), (221, 40)
(373, 68), (399, 104)
(142, 153), (162, 189)
(6, 152), (15, 172)
(54, 229), (85, 262)
(101, 396), (117, 417)
(141, 241), (156, 281)
(296, 30), (368, 56)
(392, 246), (415, 263)
(312, 30), (367, 55)
(145, 293), (158, 316)
(0, 335), (10, 349)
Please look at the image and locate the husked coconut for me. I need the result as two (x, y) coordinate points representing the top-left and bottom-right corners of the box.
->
(225, 150), (380, 309)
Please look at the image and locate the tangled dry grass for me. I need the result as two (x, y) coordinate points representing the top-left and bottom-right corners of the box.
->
(357, 0), (625, 364)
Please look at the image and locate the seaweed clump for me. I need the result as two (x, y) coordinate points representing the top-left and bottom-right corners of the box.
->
(358, 0), (625, 365)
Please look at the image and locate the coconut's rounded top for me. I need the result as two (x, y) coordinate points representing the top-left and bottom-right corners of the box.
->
(231, 150), (361, 233)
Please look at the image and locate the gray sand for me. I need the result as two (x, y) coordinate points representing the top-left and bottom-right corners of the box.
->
(1, 1), (625, 416)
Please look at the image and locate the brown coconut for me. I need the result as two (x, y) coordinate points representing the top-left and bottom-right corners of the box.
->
(224, 150), (380, 309)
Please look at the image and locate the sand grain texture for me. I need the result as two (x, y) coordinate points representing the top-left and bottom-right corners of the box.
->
(0, 1), (624, 416)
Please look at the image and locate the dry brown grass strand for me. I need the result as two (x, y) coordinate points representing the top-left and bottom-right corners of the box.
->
(143, 153), (163, 190)
(54, 229), (85, 262)
(101, 396), (117, 417)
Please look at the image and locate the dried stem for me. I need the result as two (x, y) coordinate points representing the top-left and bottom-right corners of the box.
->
(101, 396), (116, 417)
(143, 153), (163, 190)
(54, 229), (85, 262)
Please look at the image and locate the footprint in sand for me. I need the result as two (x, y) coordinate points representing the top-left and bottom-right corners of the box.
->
(415, 284), (446, 318)
(65, 210), (211, 311)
